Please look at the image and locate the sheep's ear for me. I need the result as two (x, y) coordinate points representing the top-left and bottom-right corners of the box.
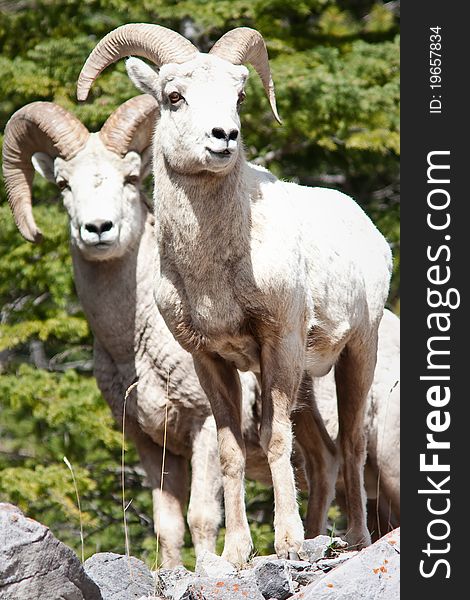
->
(123, 150), (142, 178)
(140, 146), (153, 180)
(123, 148), (152, 181)
(31, 152), (55, 182)
(126, 58), (160, 96)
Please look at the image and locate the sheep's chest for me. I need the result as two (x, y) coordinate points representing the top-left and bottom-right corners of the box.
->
(211, 332), (261, 372)
(189, 299), (261, 372)
(159, 234), (270, 371)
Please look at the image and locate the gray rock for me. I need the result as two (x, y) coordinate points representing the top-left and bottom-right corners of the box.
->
(84, 552), (154, 599)
(317, 551), (358, 572)
(179, 576), (264, 600)
(0, 503), (101, 600)
(298, 535), (348, 563)
(254, 559), (295, 600)
(382, 528), (400, 552)
(290, 569), (324, 588)
(291, 528), (400, 599)
(251, 553), (277, 566)
(287, 560), (324, 588)
(237, 566), (256, 580)
(155, 565), (193, 600)
(284, 559), (313, 571)
(194, 550), (237, 578)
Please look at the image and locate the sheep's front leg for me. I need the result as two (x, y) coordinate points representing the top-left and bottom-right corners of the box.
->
(259, 336), (305, 559)
(130, 425), (189, 568)
(193, 352), (252, 566)
(187, 416), (223, 556)
(334, 333), (378, 549)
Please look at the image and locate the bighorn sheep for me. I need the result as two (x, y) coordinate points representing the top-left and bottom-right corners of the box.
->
(77, 25), (393, 563)
(243, 307), (400, 540)
(312, 308), (400, 537)
(2, 96), (250, 567)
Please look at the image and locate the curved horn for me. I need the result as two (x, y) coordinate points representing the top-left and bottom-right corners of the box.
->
(77, 23), (198, 102)
(99, 94), (160, 156)
(2, 102), (89, 242)
(209, 27), (281, 124)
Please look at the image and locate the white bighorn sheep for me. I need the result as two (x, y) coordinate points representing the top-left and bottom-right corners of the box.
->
(242, 307), (400, 540)
(2, 96), (250, 567)
(77, 25), (393, 563)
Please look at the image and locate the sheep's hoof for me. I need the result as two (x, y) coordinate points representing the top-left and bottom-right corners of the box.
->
(274, 515), (304, 560)
(344, 528), (371, 550)
(275, 543), (303, 561)
(222, 530), (253, 566)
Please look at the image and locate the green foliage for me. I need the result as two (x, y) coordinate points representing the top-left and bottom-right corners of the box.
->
(0, 203), (89, 353)
(0, 365), (150, 557)
(0, 0), (399, 568)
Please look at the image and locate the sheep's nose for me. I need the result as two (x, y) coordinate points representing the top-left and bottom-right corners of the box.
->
(84, 220), (114, 235)
(211, 127), (239, 141)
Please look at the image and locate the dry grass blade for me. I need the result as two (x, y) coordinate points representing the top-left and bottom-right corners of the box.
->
(63, 455), (84, 563)
(153, 368), (170, 582)
(122, 380), (139, 577)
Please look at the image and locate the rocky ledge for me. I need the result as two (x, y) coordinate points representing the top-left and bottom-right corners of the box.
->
(0, 503), (399, 599)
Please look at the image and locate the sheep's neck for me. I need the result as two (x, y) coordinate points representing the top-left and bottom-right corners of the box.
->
(71, 213), (157, 366)
(155, 151), (252, 279)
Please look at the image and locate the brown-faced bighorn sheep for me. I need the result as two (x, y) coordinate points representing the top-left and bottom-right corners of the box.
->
(312, 308), (400, 537)
(77, 25), (392, 563)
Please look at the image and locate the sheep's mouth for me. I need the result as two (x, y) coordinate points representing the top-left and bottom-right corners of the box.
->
(92, 241), (115, 250)
(206, 148), (232, 157)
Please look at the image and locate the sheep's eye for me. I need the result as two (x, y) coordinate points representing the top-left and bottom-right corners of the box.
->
(57, 179), (69, 191)
(168, 91), (183, 104)
(237, 91), (246, 105)
(125, 175), (139, 185)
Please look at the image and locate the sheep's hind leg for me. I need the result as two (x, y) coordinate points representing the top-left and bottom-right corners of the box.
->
(131, 426), (189, 568)
(187, 416), (224, 556)
(335, 333), (378, 549)
(293, 373), (338, 538)
(193, 352), (252, 566)
(259, 337), (305, 560)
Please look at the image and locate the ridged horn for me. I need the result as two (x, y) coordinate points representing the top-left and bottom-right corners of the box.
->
(77, 23), (199, 101)
(2, 102), (89, 242)
(99, 94), (160, 156)
(209, 27), (281, 124)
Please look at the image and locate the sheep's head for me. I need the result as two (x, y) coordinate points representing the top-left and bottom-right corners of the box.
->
(77, 25), (280, 176)
(127, 55), (248, 174)
(33, 137), (148, 261)
(2, 96), (159, 261)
